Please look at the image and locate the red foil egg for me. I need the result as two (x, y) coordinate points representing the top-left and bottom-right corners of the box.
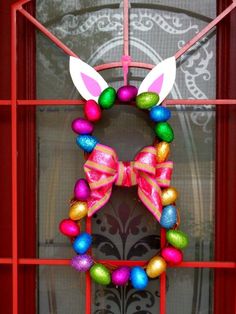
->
(59, 219), (80, 237)
(84, 100), (102, 122)
(161, 247), (183, 265)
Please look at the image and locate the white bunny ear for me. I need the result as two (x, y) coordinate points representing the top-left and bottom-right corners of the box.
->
(138, 57), (176, 105)
(69, 56), (108, 101)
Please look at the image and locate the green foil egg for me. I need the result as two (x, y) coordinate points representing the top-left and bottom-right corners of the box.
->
(90, 264), (111, 285)
(98, 87), (116, 109)
(166, 230), (189, 249)
(155, 122), (174, 142)
(136, 92), (159, 109)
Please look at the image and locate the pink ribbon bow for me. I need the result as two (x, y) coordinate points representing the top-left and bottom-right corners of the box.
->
(84, 144), (173, 221)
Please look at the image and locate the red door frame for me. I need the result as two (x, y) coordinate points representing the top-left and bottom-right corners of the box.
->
(0, 0), (235, 313)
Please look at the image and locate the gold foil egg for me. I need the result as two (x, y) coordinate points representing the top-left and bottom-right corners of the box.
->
(161, 187), (178, 206)
(69, 201), (88, 220)
(155, 141), (170, 163)
(146, 256), (167, 278)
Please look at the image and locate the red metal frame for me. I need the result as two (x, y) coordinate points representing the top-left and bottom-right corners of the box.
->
(0, 0), (235, 313)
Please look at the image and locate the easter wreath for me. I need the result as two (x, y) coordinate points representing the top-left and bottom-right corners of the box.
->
(59, 56), (189, 290)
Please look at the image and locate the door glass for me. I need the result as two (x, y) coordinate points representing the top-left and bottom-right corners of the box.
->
(36, 1), (216, 313)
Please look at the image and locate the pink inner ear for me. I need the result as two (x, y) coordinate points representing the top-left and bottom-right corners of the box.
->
(148, 74), (164, 94)
(81, 72), (102, 97)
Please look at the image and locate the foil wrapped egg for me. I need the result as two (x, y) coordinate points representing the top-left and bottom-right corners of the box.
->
(71, 118), (94, 135)
(166, 230), (189, 250)
(160, 205), (177, 229)
(150, 106), (171, 122)
(136, 92), (159, 109)
(111, 267), (130, 286)
(130, 266), (148, 290)
(74, 178), (91, 201)
(76, 135), (98, 153)
(161, 247), (183, 265)
(73, 232), (92, 254)
(90, 264), (111, 285)
(71, 254), (94, 272)
(155, 141), (170, 163)
(117, 85), (138, 102)
(59, 219), (80, 237)
(161, 187), (178, 206)
(69, 201), (88, 220)
(84, 100), (102, 122)
(146, 256), (167, 278)
(98, 87), (116, 109)
(155, 122), (174, 143)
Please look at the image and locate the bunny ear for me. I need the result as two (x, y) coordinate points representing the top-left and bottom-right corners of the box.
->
(138, 57), (176, 105)
(69, 56), (108, 101)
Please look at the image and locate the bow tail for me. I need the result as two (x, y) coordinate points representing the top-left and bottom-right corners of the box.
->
(87, 186), (113, 217)
(137, 173), (163, 222)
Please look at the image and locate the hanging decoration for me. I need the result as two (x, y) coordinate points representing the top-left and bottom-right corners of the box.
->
(59, 54), (189, 290)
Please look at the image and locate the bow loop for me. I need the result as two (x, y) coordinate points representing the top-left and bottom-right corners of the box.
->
(134, 146), (157, 175)
(84, 143), (173, 221)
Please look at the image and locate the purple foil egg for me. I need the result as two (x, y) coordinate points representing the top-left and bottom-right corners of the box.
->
(74, 179), (91, 201)
(71, 254), (94, 272)
(71, 118), (94, 135)
(111, 267), (130, 286)
(117, 85), (138, 102)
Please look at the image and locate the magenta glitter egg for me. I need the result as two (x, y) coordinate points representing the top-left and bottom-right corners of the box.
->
(71, 254), (94, 272)
(59, 219), (80, 237)
(117, 85), (138, 102)
(161, 247), (183, 265)
(84, 100), (102, 122)
(111, 267), (130, 286)
(71, 118), (94, 135)
(74, 178), (91, 201)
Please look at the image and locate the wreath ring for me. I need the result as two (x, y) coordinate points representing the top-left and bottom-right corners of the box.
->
(59, 56), (189, 290)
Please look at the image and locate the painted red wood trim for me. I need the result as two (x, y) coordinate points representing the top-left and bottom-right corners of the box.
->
(160, 229), (167, 314)
(2, 99), (236, 107)
(9, 259), (233, 268)
(215, 0), (236, 313)
(11, 3), (18, 314)
(85, 218), (92, 314)
(16, 1), (37, 314)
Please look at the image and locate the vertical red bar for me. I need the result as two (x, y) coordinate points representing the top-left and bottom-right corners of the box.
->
(160, 228), (166, 314)
(11, 4), (18, 314)
(85, 217), (92, 314)
(123, 0), (129, 57)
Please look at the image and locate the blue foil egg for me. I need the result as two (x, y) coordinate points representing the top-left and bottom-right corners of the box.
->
(160, 205), (177, 229)
(76, 135), (98, 153)
(73, 232), (92, 254)
(149, 106), (171, 122)
(130, 266), (148, 290)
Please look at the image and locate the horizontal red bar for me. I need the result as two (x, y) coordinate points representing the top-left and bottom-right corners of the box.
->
(0, 100), (11, 106)
(0, 258), (13, 264)
(0, 99), (236, 106)
(0, 258), (230, 268)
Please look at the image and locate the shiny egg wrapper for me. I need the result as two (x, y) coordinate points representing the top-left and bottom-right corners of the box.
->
(155, 141), (170, 163)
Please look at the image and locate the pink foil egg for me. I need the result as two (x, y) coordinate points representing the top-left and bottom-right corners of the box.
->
(74, 178), (91, 201)
(59, 219), (80, 237)
(71, 254), (94, 272)
(84, 100), (102, 122)
(111, 267), (130, 286)
(161, 247), (183, 265)
(71, 118), (94, 135)
(117, 85), (138, 102)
